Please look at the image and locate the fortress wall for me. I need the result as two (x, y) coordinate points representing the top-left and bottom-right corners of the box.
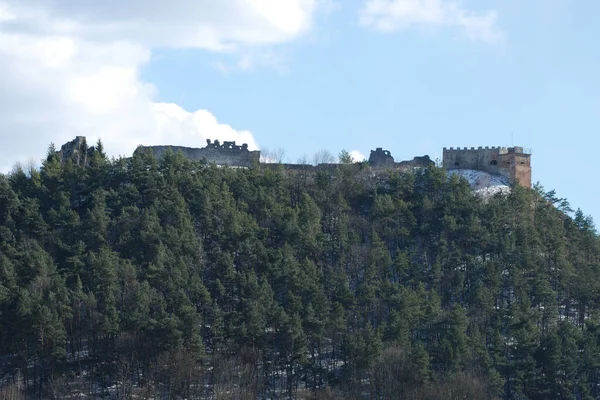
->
(263, 163), (353, 173)
(135, 145), (260, 167)
(262, 163), (317, 172)
(443, 146), (532, 187)
(395, 155), (434, 172)
(515, 162), (532, 187)
(369, 148), (395, 167)
(443, 147), (503, 174)
(261, 156), (432, 174)
(499, 152), (531, 187)
(59, 136), (532, 187)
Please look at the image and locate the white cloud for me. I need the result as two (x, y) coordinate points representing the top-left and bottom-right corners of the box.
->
(359, 0), (503, 43)
(1, 0), (318, 51)
(0, 1), (319, 171)
(213, 49), (290, 75)
(149, 103), (259, 150)
(349, 150), (367, 162)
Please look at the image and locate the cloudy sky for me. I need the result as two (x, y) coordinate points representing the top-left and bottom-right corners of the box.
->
(1, 0), (599, 221)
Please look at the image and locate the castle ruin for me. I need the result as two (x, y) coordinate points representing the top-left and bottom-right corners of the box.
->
(132, 141), (434, 171)
(442, 146), (531, 187)
(53, 137), (531, 188)
(134, 139), (261, 168)
(369, 148), (395, 167)
(367, 147), (433, 170)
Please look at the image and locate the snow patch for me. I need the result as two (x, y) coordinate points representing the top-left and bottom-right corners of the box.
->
(448, 169), (511, 199)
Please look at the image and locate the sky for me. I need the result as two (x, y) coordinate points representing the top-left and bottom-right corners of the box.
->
(0, 0), (599, 222)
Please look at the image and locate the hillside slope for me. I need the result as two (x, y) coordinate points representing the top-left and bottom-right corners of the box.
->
(0, 146), (598, 399)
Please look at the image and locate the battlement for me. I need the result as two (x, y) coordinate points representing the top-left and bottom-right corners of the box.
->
(443, 146), (502, 152)
(443, 146), (530, 154)
(443, 145), (531, 187)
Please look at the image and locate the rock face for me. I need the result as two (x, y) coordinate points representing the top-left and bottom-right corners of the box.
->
(135, 139), (260, 167)
(57, 136), (95, 166)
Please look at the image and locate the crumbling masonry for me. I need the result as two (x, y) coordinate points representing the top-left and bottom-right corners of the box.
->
(55, 137), (531, 187)
(134, 139), (260, 167)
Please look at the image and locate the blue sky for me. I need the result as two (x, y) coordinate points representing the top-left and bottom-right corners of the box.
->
(0, 0), (598, 222)
(142, 0), (600, 221)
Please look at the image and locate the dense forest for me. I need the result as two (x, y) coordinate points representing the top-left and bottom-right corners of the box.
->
(1, 140), (599, 399)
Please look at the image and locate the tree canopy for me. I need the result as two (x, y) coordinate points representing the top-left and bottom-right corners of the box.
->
(0, 144), (599, 399)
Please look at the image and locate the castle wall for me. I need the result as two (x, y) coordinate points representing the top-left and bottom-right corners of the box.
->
(134, 144), (260, 167)
(514, 155), (532, 187)
(443, 146), (531, 187)
(443, 147), (502, 175)
(56, 136), (531, 188)
(369, 148), (395, 167)
(499, 150), (531, 187)
(260, 155), (433, 174)
(394, 156), (434, 172)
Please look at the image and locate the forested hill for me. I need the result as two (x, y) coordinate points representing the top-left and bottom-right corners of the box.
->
(1, 143), (600, 400)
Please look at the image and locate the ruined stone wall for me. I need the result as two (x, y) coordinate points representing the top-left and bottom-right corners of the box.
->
(135, 140), (260, 167)
(369, 148), (395, 167)
(131, 140), (432, 174)
(262, 163), (348, 173)
(261, 155), (433, 174)
(368, 147), (433, 171)
(395, 155), (434, 172)
(57, 136), (529, 187)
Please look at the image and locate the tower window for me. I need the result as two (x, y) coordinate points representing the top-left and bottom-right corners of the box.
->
(490, 160), (498, 165)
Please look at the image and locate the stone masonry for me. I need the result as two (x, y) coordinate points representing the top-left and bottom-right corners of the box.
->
(368, 147), (434, 171)
(55, 137), (530, 188)
(442, 146), (531, 187)
(368, 148), (395, 167)
(135, 139), (261, 167)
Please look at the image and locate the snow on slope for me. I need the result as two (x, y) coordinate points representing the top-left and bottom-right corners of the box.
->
(448, 169), (511, 199)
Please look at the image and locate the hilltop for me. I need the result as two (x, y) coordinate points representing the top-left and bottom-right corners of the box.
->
(57, 136), (529, 192)
(2, 139), (592, 399)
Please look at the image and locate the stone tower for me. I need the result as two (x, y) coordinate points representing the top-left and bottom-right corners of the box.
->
(442, 146), (531, 187)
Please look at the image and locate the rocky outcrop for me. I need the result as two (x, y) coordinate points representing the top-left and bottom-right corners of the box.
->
(57, 136), (95, 166)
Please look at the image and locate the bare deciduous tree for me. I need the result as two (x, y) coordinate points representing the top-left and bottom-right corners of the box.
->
(260, 147), (286, 163)
(296, 154), (309, 165)
(313, 149), (334, 165)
